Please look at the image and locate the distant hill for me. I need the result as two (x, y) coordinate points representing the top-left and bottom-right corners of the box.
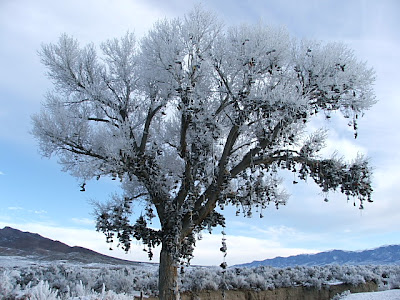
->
(236, 245), (400, 268)
(3, 226), (400, 268)
(0, 226), (140, 265)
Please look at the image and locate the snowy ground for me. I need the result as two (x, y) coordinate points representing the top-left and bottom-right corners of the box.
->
(0, 255), (48, 267)
(343, 289), (400, 299)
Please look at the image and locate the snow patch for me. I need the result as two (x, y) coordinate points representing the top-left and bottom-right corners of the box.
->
(342, 289), (400, 300)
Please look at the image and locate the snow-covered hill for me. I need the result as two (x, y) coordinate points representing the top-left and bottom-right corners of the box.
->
(236, 245), (400, 268)
(0, 226), (141, 265)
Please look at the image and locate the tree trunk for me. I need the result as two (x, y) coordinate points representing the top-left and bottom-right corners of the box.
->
(159, 243), (180, 300)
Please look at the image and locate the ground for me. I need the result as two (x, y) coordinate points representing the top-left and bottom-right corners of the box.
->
(343, 289), (400, 300)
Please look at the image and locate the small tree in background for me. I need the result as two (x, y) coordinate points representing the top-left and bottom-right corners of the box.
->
(32, 7), (376, 300)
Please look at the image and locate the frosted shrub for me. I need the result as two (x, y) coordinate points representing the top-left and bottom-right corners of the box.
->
(2, 262), (400, 298)
(71, 280), (93, 297)
(182, 268), (221, 291)
(222, 269), (240, 290)
(132, 269), (158, 295)
(18, 267), (38, 287)
(201, 279), (219, 291)
(376, 266), (400, 290)
(342, 273), (366, 286)
(360, 267), (377, 283)
(246, 273), (268, 290)
(224, 273), (250, 290)
(112, 275), (132, 294)
(386, 272), (400, 290)
(0, 270), (18, 297)
(83, 289), (133, 300)
(67, 283), (133, 300)
(278, 274), (293, 287)
(26, 280), (60, 300)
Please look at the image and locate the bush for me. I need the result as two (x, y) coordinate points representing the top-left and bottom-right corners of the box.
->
(1, 261), (400, 299)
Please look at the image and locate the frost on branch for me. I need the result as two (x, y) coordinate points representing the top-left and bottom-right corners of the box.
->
(32, 7), (376, 270)
(295, 154), (373, 208)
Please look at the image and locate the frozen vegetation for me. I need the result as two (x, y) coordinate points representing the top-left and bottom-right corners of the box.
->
(1, 259), (399, 299)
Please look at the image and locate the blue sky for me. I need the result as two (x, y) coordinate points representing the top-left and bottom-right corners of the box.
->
(0, 0), (399, 266)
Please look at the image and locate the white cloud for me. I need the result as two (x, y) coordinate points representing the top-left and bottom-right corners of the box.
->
(71, 217), (95, 226)
(7, 206), (23, 210)
(323, 137), (366, 161)
(249, 225), (305, 240)
(192, 233), (318, 266)
(0, 171), (4, 175)
(229, 221), (321, 244)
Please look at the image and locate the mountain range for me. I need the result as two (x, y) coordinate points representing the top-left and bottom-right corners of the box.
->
(236, 245), (400, 268)
(0, 226), (140, 265)
(2, 226), (400, 267)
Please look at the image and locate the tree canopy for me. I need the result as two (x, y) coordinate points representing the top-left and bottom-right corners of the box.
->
(32, 7), (376, 299)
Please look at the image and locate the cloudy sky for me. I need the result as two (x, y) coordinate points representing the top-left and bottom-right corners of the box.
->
(0, 0), (399, 266)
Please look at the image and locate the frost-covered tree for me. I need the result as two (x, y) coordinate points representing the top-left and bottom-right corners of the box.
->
(32, 7), (376, 300)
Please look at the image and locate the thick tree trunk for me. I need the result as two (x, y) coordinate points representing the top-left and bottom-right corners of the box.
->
(159, 244), (180, 300)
